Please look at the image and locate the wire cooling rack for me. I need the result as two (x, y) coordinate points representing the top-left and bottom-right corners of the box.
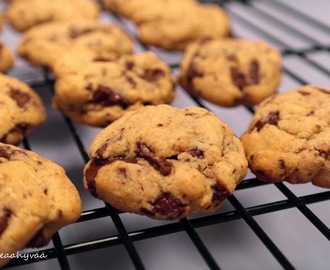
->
(1, 0), (330, 269)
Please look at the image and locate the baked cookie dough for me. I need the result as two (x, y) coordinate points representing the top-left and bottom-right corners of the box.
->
(84, 105), (247, 220)
(7, 0), (100, 31)
(179, 38), (282, 107)
(18, 20), (134, 69)
(240, 85), (330, 188)
(103, 0), (230, 51)
(53, 49), (175, 127)
(0, 41), (14, 72)
(0, 74), (46, 145)
(0, 143), (82, 267)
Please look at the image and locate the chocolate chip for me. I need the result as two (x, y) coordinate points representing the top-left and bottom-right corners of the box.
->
(148, 192), (186, 219)
(318, 150), (330, 160)
(92, 57), (115, 62)
(0, 146), (11, 160)
(212, 184), (230, 206)
(85, 157), (137, 197)
(9, 89), (31, 108)
(278, 159), (285, 170)
(231, 67), (248, 90)
(140, 68), (165, 82)
(135, 141), (172, 176)
(254, 111), (280, 131)
(26, 230), (50, 248)
(249, 59), (260, 84)
(95, 143), (108, 158)
(226, 54), (237, 62)
(0, 208), (12, 235)
(125, 60), (134, 70)
(124, 73), (137, 88)
(0, 123), (29, 145)
(190, 148), (204, 159)
(187, 63), (203, 84)
(88, 84), (131, 109)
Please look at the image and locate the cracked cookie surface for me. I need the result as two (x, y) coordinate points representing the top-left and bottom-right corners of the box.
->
(240, 85), (330, 188)
(84, 104), (247, 220)
(0, 143), (82, 267)
(7, 0), (100, 31)
(53, 50), (175, 127)
(0, 74), (46, 145)
(18, 20), (133, 69)
(179, 38), (282, 107)
(104, 0), (230, 51)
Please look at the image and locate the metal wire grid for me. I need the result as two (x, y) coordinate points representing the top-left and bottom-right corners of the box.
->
(3, 0), (330, 269)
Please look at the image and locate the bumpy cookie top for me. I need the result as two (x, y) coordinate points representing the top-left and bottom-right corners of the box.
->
(179, 38), (282, 107)
(0, 74), (46, 145)
(0, 41), (14, 72)
(53, 50), (175, 127)
(84, 105), (247, 219)
(18, 20), (134, 69)
(0, 143), (82, 267)
(104, 0), (230, 51)
(7, 0), (100, 31)
(241, 85), (330, 188)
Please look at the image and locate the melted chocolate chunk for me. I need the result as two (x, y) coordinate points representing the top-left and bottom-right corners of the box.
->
(318, 150), (330, 160)
(249, 59), (260, 84)
(187, 63), (203, 83)
(87, 84), (131, 108)
(26, 230), (50, 248)
(0, 146), (11, 160)
(231, 67), (248, 90)
(254, 111), (280, 131)
(85, 157), (137, 197)
(278, 159), (286, 170)
(0, 123), (29, 145)
(190, 148), (204, 159)
(135, 141), (172, 176)
(212, 184), (230, 206)
(125, 60), (134, 70)
(9, 89), (31, 108)
(140, 68), (165, 82)
(0, 208), (12, 235)
(148, 192), (186, 219)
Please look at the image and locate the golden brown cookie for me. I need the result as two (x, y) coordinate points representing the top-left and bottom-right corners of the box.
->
(179, 38), (282, 107)
(7, 0), (100, 31)
(84, 105), (247, 220)
(0, 74), (46, 145)
(52, 49), (175, 127)
(0, 143), (82, 267)
(18, 20), (134, 69)
(104, 0), (230, 51)
(240, 85), (330, 188)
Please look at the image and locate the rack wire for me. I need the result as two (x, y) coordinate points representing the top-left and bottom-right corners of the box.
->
(2, 0), (330, 269)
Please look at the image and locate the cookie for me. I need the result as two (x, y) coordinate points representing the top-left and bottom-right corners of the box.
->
(7, 0), (100, 31)
(83, 104), (247, 220)
(104, 0), (230, 51)
(240, 85), (330, 188)
(179, 38), (282, 107)
(0, 41), (14, 73)
(17, 20), (134, 69)
(52, 49), (175, 127)
(0, 143), (82, 267)
(0, 74), (46, 145)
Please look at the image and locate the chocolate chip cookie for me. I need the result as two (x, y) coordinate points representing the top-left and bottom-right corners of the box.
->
(83, 104), (247, 220)
(52, 49), (175, 127)
(0, 41), (14, 73)
(240, 85), (330, 188)
(0, 74), (46, 145)
(7, 0), (100, 31)
(179, 38), (282, 107)
(0, 143), (82, 267)
(104, 0), (230, 51)
(18, 20), (134, 69)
